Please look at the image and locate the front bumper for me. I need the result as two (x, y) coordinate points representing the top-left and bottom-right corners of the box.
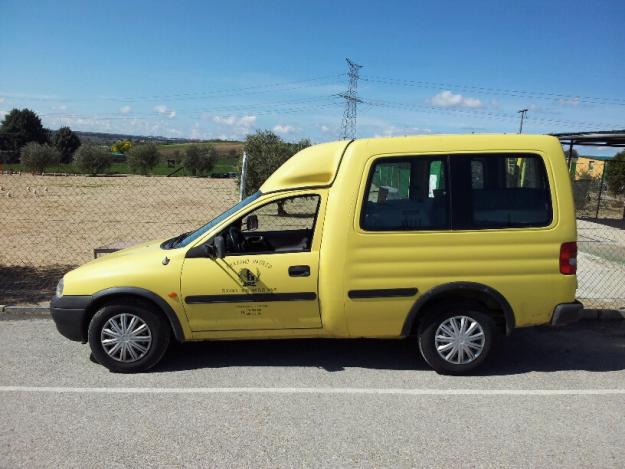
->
(50, 295), (92, 342)
(551, 300), (583, 326)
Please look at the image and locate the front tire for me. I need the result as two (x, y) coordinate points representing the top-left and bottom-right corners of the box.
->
(88, 302), (170, 373)
(418, 303), (496, 375)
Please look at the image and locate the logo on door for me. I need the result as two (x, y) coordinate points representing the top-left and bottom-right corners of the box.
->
(238, 268), (261, 287)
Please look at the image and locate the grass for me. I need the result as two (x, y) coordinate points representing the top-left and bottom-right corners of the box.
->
(0, 141), (243, 176)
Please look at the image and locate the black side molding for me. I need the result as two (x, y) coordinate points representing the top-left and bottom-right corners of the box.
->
(348, 288), (418, 299)
(186, 292), (317, 304)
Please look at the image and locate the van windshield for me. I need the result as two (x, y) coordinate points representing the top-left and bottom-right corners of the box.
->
(164, 191), (262, 249)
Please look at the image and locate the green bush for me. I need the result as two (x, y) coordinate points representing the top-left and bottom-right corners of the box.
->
(606, 151), (625, 196)
(126, 143), (160, 175)
(20, 142), (61, 174)
(74, 144), (112, 175)
(184, 144), (217, 176)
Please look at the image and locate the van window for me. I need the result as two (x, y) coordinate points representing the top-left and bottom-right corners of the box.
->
(224, 194), (320, 255)
(450, 154), (552, 229)
(362, 157), (450, 231)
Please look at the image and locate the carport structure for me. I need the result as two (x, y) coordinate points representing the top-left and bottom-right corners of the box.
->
(553, 130), (625, 163)
(553, 130), (625, 219)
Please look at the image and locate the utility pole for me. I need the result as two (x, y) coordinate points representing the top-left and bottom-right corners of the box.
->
(239, 151), (248, 201)
(517, 108), (528, 134)
(339, 58), (363, 140)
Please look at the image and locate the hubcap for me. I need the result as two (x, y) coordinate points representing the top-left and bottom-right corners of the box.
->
(435, 315), (485, 365)
(100, 313), (152, 363)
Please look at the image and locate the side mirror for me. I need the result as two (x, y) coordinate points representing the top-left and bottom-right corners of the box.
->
(245, 214), (258, 231)
(185, 243), (214, 259)
(214, 235), (226, 259)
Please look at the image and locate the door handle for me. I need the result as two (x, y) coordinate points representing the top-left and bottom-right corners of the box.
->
(288, 265), (310, 277)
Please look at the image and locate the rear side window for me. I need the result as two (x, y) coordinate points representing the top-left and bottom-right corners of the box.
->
(361, 157), (450, 231)
(451, 154), (552, 229)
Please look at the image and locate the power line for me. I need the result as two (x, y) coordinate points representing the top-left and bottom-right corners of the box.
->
(362, 75), (625, 107)
(364, 98), (622, 130)
(4, 74), (345, 103)
(41, 95), (340, 118)
(42, 101), (344, 123)
(339, 59), (363, 140)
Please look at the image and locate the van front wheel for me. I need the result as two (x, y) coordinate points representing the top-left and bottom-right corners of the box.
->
(418, 305), (495, 375)
(88, 302), (170, 373)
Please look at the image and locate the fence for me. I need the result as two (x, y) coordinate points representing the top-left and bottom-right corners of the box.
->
(0, 172), (239, 304)
(572, 157), (625, 309)
(1, 161), (625, 310)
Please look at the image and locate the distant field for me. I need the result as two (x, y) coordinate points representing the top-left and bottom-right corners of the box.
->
(157, 141), (243, 158)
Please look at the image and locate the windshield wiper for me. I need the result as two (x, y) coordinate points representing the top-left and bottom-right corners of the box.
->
(164, 231), (191, 249)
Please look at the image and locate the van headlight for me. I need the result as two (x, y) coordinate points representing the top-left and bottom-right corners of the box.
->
(56, 278), (64, 297)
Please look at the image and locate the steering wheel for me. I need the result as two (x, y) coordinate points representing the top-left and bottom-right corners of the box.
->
(227, 226), (246, 253)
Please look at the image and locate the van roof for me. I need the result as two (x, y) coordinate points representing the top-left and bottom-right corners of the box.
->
(260, 134), (561, 193)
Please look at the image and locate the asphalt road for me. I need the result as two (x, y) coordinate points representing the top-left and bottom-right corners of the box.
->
(1, 316), (625, 468)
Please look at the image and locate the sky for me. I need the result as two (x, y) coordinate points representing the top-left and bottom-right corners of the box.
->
(1, 0), (624, 154)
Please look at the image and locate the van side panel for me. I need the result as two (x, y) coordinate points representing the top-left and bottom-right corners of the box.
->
(320, 136), (576, 338)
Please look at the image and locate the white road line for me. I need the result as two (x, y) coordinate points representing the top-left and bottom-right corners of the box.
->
(1, 386), (625, 396)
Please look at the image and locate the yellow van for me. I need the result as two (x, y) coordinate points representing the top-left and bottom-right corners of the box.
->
(51, 134), (581, 374)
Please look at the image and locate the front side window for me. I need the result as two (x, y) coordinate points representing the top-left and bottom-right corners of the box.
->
(223, 194), (320, 255)
(361, 157), (450, 231)
(451, 154), (552, 229)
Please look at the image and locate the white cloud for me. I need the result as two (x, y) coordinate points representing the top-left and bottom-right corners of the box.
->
(273, 124), (295, 134)
(430, 90), (482, 108)
(119, 105), (132, 114)
(0, 109), (7, 117)
(320, 125), (331, 133)
(211, 114), (257, 138)
(0, 97), (5, 104)
(238, 115), (256, 127)
(212, 115), (236, 125)
(559, 97), (580, 106)
(154, 104), (176, 118)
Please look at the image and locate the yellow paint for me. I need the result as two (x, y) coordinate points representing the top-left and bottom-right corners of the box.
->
(62, 134), (577, 341)
(574, 157), (605, 179)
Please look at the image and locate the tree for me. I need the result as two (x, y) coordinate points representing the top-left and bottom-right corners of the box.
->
(111, 139), (133, 154)
(240, 130), (311, 196)
(20, 142), (60, 174)
(126, 143), (160, 175)
(183, 144), (217, 176)
(0, 109), (50, 162)
(53, 127), (81, 163)
(606, 151), (625, 195)
(73, 144), (112, 175)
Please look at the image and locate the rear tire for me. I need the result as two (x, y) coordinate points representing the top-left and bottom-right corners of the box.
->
(88, 302), (170, 373)
(418, 303), (496, 375)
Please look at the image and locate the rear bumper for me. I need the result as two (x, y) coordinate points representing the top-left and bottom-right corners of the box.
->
(50, 295), (92, 342)
(551, 300), (583, 326)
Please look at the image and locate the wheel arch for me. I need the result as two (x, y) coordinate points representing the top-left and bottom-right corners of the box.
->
(84, 287), (185, 342)
(401, 282), (515, 336)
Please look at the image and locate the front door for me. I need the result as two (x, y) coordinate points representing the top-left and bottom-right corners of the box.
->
(180, 193), (323, 331)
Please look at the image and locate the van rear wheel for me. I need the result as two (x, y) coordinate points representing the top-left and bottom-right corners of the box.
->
(418, 304), (495, 375)
(88, 302), (170, 373)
